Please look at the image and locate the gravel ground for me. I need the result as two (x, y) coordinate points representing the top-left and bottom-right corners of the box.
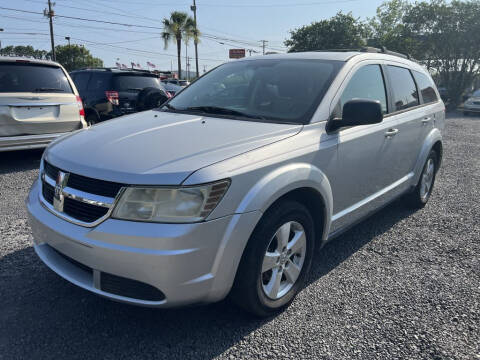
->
(0, 113), (479, 360)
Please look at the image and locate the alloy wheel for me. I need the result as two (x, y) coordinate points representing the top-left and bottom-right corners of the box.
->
(261, 221), (307, 300)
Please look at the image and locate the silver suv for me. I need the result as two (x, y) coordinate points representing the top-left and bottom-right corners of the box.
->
(27, 49), (444, 316)
(0, 57), (86, 151)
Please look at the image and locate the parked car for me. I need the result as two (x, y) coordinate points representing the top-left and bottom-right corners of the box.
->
(162, 78), (190, 87)
(462, 89), (480, 115)
(27, 49), (445, 316)
(162, 82), (183, 97)
(70, 68), (170, 125)
(0, 57), (86, 152)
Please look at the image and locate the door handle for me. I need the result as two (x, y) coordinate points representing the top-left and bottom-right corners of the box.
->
(385, 128), (399, 137)
(422, 117), (432, 124)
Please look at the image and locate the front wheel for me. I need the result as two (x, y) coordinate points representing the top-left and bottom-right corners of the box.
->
(230, 200), (315, 317)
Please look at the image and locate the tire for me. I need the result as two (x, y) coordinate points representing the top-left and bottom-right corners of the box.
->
(137, 87), (168, 111)
(85, 113), (99, 126)
(404, 150), (438, 209)
(230, 200), (315, 317)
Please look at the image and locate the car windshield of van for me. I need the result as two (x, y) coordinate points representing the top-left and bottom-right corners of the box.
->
(162, 59), (343, 124)
(0, 63), (72, 93)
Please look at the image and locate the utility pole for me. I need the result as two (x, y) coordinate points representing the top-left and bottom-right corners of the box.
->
(45, 0), (56, 61)
(185, 43), (188, 80)
(260, 40), (268, 55)
(186, 56), (191, 81)
(190, 0), (199, 78)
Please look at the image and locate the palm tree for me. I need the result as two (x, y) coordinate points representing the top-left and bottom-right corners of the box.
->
(161, 11), (198, 80)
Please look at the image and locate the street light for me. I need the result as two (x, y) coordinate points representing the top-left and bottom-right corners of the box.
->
(65, 36), (71, 47)
(0, 28), (3, 51)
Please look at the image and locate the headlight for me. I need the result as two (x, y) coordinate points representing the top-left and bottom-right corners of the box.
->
(112, 179), (230, 223)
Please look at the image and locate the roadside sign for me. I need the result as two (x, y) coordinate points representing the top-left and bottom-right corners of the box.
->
(229, 49), (246, 59)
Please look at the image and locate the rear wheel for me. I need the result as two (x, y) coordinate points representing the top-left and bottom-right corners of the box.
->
(231, 200), (315, 317)
(404, 150), (438, 209)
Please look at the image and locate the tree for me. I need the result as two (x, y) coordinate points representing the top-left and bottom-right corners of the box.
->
(370, 0), (480, 105)
(368, 0), (413, 54)
(54, 45), (103, 71)
(403, 0), (480, 105)
(284, 12), (368, 52)
(0, 45), (49, 59)
(161, 11), (197, 79)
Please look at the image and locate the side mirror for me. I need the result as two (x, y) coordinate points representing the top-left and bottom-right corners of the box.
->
(327, 99), (383, 132)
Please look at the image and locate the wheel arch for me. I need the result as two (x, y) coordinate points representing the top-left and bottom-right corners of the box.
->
(413, 128), (443, 185)
(235, 163), (333, 242)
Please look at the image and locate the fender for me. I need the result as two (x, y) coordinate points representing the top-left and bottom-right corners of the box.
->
(235, 162), (334, 241)
(412, 128), (443, 186)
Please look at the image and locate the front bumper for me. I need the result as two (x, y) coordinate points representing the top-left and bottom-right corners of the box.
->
(0, 132), (69, 152)
(27, 179), (261, 307)
(460, 104), (480, 113)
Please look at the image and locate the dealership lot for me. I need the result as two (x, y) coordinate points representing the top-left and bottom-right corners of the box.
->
(0, 113), (478, 359)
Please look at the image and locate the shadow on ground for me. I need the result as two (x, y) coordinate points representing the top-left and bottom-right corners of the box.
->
(1, 197), (415, 360)
(0, 149), (43, 175)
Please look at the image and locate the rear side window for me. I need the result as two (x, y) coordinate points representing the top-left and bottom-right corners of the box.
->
(0, 63), (72, 93)
(87, 73), (111, 91)
(113, 75), (161, 90)
(413, 71), (438, 104)
(387, 66), (419, 111)
(72, 72), (90, 92)
(338, 64), (388, 115)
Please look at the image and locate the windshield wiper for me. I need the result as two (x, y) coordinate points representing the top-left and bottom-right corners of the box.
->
(33, 87), (65, 92)
(184, 106), (267, 120)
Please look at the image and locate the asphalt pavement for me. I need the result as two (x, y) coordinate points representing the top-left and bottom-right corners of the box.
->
(0, 113), (479, 359)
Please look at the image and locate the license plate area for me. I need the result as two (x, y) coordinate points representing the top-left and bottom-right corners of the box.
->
(10, 105), (59, 121)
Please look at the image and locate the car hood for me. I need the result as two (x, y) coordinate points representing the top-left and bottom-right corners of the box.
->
(45, 110), (302, 185)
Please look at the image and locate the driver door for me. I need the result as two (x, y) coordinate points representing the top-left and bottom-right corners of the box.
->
(329, 63), (398, 233)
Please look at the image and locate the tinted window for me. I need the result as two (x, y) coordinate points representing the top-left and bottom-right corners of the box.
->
(167, 59), (343, 124)
(388, 66), (419, 111)
(413, 71), (438, 104)
(0, 63), (72, 93)
(113, 75), (161, 90)
(339, 65), (387, 115)
(72, 72), (90, 92)
(87, 73), (111, 91)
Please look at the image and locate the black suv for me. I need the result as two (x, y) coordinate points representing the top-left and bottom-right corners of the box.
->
(70, 68), (170, 124)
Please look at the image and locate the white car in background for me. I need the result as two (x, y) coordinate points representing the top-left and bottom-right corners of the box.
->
(0, 57), (87, 152)
(463, 89), (480, 115)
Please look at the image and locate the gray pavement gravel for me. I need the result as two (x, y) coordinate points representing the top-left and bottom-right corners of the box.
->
(0, 113), (479, 360)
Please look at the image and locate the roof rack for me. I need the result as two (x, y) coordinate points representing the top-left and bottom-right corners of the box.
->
(314, 47), (412, 60)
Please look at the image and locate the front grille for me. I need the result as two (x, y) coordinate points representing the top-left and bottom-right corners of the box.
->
(41, 160), (125, 224)
(42, 182), (55, 204)
(474, 101), (480, 105)
(63, 198), (109, 223)
(100, 272), (166, 301)
(44, 161), (124, 198)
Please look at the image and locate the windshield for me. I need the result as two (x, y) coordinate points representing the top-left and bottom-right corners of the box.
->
(165, 59), (343, 124)
(113, 75), (161, 91)
(472, 89), (480, 97)
(0, 63), (72, 93)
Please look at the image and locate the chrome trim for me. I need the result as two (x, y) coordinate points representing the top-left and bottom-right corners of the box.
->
(40, 172), (123, 228)
(62, 187), (114, 208)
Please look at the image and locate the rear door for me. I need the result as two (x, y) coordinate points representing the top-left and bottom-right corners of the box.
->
(383, 65), (424, 181)
(0, 61), (82, 136)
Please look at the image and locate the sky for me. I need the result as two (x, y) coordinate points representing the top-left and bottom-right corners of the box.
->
(1, 0), (395, 74)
